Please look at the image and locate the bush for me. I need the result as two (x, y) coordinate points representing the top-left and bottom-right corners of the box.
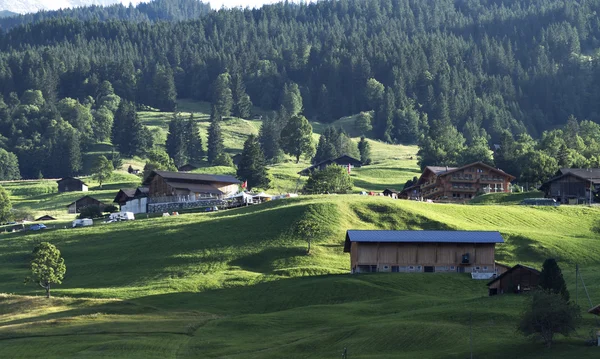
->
(78, 205), (103, 219)
(214, 153), (234, 167)
(354, 112), (373, 134)
(104, 204), (119, 213)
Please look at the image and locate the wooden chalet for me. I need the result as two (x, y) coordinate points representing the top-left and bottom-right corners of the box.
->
(298, 155), (362, 176)
(66, 196), (106, 214)
(35, 215), (56, 221)
(400, 162), (515, 202)
(113, 187), (149, 214)
(539, 168), (600, 204)
(142, 170), (240, 201)
(177, 164), (198, 172)
(57, 177), (88, 192)
(487, 264), (540, 296)
(382, 189), (399, 199)
(344, 230), (504, 274)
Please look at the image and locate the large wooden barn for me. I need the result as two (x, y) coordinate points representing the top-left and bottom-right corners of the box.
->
(343, 230), (504, 274)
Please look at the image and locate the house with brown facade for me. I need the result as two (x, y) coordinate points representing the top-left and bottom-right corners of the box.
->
(344, 230), (504, 274)
(57, 177), (88, 192)
(142, 170), (240, 202)
(399, 162), (515, 202)
(539, 168), (600, 204)
(487, 264), (540, 296)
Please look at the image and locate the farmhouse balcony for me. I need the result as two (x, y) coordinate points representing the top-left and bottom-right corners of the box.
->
(420, 181), (437, 190)
(148, 194), (221, 204)
(479, 177), (505, 183)
(450, 176), (476, 183)
(451, 186), (477, 193)
(422, 187), (443, 197)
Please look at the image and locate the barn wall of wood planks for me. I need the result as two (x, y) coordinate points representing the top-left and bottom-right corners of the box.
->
(351, 242), (496, 273)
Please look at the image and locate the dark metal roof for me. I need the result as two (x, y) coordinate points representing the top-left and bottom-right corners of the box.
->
(298, 155), (362, 175)
(165, 181), (223, 194)
(143, 170), (240, 185)
(344, 230), (504, 252)
(486, 264), (540, 286)
(56, 177), (88, 185)
(113, 188), (137, 204)
(66, 196), (103, 207)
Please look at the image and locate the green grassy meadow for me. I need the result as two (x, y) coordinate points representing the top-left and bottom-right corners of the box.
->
(1, 99), (599, 358)
(1, 196), (600, 358)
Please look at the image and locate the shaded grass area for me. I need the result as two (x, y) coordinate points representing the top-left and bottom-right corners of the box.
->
(470, 191), (545, 205)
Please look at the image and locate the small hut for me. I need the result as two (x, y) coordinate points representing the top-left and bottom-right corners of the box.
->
(35, 215), (56, 221)
(487, 264), (540, 296)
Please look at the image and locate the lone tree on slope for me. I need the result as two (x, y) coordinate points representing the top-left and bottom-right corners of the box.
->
(539, 258), (570, 302)
(27, 242), (66, 299)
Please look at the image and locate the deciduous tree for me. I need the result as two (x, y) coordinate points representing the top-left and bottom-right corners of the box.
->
(28, 242), (66, 299)
(302, 164), (353, 194)
(91, 155), (113, 189)
(0, 185), (11, 223)
(280, 115), (314, 163)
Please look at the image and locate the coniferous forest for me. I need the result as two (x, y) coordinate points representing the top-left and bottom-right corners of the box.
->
(2, 0), (600, 182)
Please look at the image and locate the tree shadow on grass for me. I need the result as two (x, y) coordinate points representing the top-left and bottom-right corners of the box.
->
(496, 234), (544, 264)
(229, 247), (306, 273)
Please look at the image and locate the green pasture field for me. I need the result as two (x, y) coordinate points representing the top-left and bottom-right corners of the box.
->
(1, 196), (600, 358)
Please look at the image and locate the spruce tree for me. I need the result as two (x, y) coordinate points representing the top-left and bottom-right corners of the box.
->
(539, 258), (570, 302)
(232, 73), (252, 119)
(152, 65), (177, 111)
(358, 136), (372, 165)
(237, 134), (271, 190)
(185, 113), (204, 164)
(258, 114), (282, 163)
(313, 132), (337, 164)
(212, 72), (233, 117)
(112, 101), (149, 157)
(165, 114), (187, 166)
(207, 111), (225, 165)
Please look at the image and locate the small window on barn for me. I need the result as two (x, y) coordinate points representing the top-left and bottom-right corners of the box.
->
(475, 266), (480, 271)
(483, 266), (488, 271)
(450, 266), (455, 270)
(408, 266), (415, 271)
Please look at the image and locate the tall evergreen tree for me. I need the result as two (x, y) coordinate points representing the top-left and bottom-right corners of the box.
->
(358, 136), (372, 165)
(185, 113), (204, 164)
(112, 101), (150, 157)
(0, 148), (20, 180)
(237, 134), (271, 190)
(207, 112), (225, 165)
(232, 73), (252, 119)
(165, 114), (187, 166)
(539, 258), (570, 302)
(152, 65), (177, 112)
(258, 114), (282, 163)
(212, 73), (233, 117)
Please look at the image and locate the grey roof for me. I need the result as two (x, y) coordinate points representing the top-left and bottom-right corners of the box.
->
(143, 170), (240, 185)
(345, 230), (504, 250)
(299, 155), (362, 175)
(165, 181), (223, 195)
(56, 177), (88, 185)
(426, 166), (457, 175)
(560, 168), (600, 181)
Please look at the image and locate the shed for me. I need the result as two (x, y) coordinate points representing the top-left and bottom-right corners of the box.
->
(57, 177), (88, 192)
(113, 188), (136, 206)
(66, 196), (106, 214)
(298, 155), (363, 176)
(35, 215), (56, 221)
(382, 189), (399, 199)
(487, 264), (540, 296)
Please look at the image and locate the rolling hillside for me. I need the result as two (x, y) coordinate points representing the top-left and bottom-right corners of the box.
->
(1, 196), (599, 358)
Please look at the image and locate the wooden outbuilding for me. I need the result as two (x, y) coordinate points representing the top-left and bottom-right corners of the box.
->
(113, 189), (136, 207)
(66, 196), (106, 214)
(344, 230), (504, 274)
(382, 189), (399, 199)
(487, 264), (540, 296)
(57, 177), (88, 192)
(143, 170), (240, 201)
(539, 168), (600, 204)
(35, 215), (56, 221)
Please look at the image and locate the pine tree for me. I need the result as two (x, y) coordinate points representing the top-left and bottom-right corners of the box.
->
(280, 115), (314, 163)
(165, 114), (187, 166)
(112, 100), (149, 157)
(237, 134), (271, 190)
(313, 134), (337, 164)
(207, 112), (225, 165)
(539, 258), (570, 302)
(185, 113), (204, 164)
(232, 73), (252, 118)
(258, 114), (282, 163)
(152, 65), (177, 112)
(358, 136), (372, 165)
(212, 72), (233, 117)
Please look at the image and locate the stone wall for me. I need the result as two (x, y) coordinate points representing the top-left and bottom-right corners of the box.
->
(148, 199), (225, 213)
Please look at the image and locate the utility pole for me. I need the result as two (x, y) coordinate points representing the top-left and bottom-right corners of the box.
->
(469, 311), (473, 359)
(576, 264), (578, 306)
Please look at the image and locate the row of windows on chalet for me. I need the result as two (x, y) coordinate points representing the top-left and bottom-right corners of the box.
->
(399, 162), (515, 202)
